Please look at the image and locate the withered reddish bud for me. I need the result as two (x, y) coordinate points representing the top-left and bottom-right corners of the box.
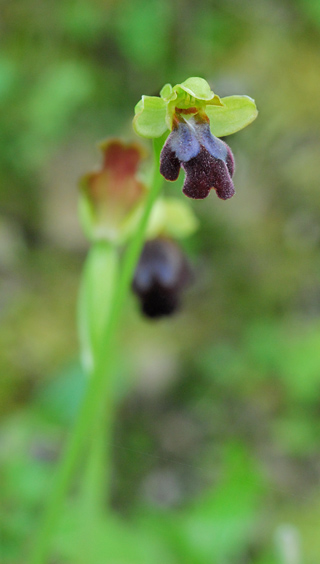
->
(80, 140), (147, 240)
(160, 114), (235, 201)
(132, 238), (192, 318)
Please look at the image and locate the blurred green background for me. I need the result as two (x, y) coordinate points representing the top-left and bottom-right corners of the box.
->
(1, 0), (320, 562)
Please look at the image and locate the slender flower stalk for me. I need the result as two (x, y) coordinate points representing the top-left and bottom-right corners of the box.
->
(31, 76), (257, 564)
(30, 137), (165, 564)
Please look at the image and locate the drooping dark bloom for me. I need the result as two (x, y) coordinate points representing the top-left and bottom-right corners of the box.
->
(132, 238), (191, 318)
(160, 112), (235, 200)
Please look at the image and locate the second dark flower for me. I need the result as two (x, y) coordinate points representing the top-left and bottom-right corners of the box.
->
(132, 238), (191, 318)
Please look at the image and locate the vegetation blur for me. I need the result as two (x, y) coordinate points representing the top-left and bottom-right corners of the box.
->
(1, 0), (320, 562)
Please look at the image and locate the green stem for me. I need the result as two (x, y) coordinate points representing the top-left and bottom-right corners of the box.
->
(30, 138), (164, 564)
(78, 388), (113, 563)
(81, 396), (108, 517)
(81, 348), (117, 516)
(78, 241), (118, 520)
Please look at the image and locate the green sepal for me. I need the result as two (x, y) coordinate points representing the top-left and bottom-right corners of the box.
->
(146, 197), (199, 240)
(133, 95), (168, 138)
(206, 95), (258, 137)
(176, 77), (215, 101)
(134, 80), (257, 139)
(78, 241), (119, 373)
(161, 78), (220, 104)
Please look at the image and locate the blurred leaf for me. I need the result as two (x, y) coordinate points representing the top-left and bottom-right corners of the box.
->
(161, 443), (264, 564)
(0, 57), (18, 102)
(55, 512), (176, 564)
(197, 342), (249, 389)
(35, 361), (86, 424)
(59, 1), (109, 42)
(114, 0), (172, 69)
(0, 412), (58, 561)
(296, 0), (320, 27)
(26, 61), (95, 139)
(277, 324), (320, 403)
(273, 412), (320, 455)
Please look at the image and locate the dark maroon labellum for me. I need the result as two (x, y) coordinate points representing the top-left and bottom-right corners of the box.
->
(132, 238), (191, 319)
(160, 114), (235, 200)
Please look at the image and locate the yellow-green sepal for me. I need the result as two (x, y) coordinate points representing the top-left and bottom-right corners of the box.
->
(206, 95), (258, 137)
(176, 77), (216, 101)
(133, 95), (168, 138)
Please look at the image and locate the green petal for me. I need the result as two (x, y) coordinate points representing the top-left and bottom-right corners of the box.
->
(206, 95), (258, 137)
(160, 83), (175, 101)
(133, 95), (168, 138)
(175, 77), (215, 101)
(205, 94), (224, 107)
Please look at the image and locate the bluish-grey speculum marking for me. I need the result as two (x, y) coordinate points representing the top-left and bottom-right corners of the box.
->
(160, 115), (235, 200)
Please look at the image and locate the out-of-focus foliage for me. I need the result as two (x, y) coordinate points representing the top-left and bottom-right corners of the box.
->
(1, 0), (320, 562)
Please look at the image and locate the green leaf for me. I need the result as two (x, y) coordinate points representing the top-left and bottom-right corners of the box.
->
(206, 95), (258, 137)
(26, 61), (94, 139)
(171, 443), (263, 563)
(176, 77), (215, 101)
(36, 361), (86, 424)
(114, 0), (173, 70)
(55, 512), (175, 564)
(0, 57), (18, 102)
(133, 95), (168, 138)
